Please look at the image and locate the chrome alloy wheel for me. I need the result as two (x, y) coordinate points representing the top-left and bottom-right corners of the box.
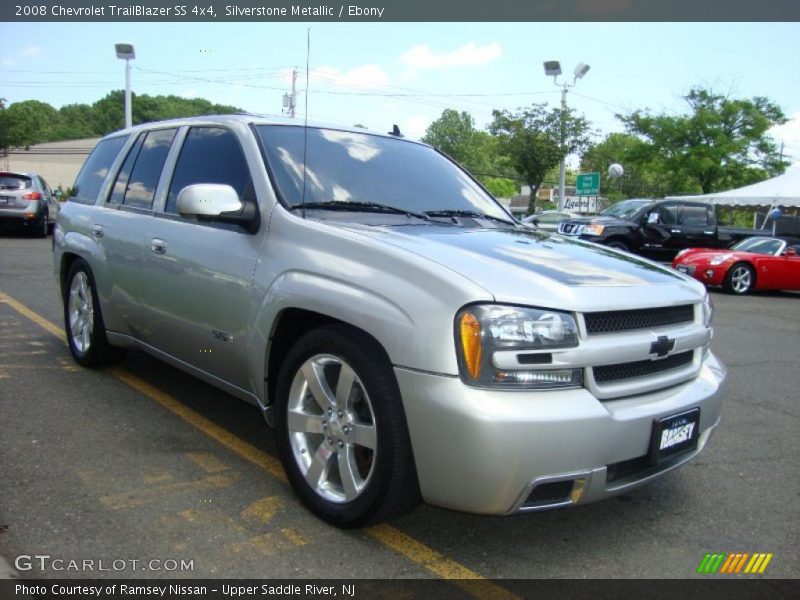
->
(68, 272), (94, 353)
(287, 354), (377, 503)
(730, 265), (752, 293)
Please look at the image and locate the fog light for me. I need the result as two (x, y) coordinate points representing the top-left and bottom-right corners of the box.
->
(494, 368), (582, 388)
(705, 269), (714, 279)
(570, 478), (587, 503)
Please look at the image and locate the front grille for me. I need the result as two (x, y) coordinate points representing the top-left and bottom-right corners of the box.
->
(523, 480), (574, 507)
(593, 351), (693, 384)
(584, 305), (694, 335)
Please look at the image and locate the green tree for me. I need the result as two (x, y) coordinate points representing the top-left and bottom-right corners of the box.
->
(618, 87), (788, 194)
(422, 109), (482, 166)
(490, 104), (592, 214)
(423, 109), (520, 196)
(581, 132), (678, 200)
(4, 100), (60, 147)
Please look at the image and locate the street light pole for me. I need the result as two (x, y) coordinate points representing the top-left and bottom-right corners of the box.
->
(124, 58), (132, 129)
(115, 43), (136, 129)
(543, 61), (590, 211)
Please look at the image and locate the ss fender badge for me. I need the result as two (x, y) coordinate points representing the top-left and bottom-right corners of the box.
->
(212, 329), (233, 343)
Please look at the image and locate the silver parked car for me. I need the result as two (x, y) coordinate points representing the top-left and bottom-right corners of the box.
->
(54, 116), (726, 527)
(0, 171), (59, 236)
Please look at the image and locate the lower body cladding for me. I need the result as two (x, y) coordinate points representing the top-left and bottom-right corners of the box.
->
(395, 351), (725, 515)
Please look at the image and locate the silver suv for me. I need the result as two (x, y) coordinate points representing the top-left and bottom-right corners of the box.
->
(54, 116), (726, 527)
(0, 171), (59, 236)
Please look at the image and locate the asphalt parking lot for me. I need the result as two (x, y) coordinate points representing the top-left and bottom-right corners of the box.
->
(0, 234), (798, 586)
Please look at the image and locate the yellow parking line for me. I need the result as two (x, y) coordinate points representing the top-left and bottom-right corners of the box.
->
(0, 292), (64, 339)
(0, 290), (517, 598)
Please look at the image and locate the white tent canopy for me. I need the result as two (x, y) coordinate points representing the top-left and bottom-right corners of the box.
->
(666, 167), (800, 207)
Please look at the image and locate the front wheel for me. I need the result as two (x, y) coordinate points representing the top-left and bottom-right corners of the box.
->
(63, 260), (126, 367)
(606, 240), (630, 252)
(274, 325), (420, 527)
(724, 263), (755, 295)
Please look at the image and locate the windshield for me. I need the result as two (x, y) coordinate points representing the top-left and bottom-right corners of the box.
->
(257, 126), (512, 222)
(600, 199), (651, 220)
(731, 237), (783, 255)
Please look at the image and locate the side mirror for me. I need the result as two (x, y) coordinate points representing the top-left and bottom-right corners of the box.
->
(177, 183), (242, 217)
(785, 248), (798, 257)
(176, 183), (259, 233)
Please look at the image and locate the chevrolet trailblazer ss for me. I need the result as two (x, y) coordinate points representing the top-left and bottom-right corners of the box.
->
(54, 116), (726, 527)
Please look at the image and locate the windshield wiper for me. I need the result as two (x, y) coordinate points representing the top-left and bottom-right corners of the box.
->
(424, 209), (515, 225)
(289, 201), (431, 221)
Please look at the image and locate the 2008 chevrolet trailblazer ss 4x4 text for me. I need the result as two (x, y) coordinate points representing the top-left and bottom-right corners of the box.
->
(54, 116), (726, 527)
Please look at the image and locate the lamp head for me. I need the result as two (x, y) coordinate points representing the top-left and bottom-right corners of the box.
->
(115, 43), (135, 60)
(543, 61), (562, 77)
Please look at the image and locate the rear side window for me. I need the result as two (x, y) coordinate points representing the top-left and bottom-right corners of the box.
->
(681, 205), (711, 227)
(0, 174), (32, 190)
(71, 136), (128, 204)
(122, 128), (177, 209)
(108, 134), (145, 205)
(165, 127), (252, 215)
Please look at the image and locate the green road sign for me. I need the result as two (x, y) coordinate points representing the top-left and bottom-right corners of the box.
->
(576, 172), (600, 196)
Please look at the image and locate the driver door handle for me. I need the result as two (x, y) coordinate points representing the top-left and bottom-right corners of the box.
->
(150, 238), (167, 255)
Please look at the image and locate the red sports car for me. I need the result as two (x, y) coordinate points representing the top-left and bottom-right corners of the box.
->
(673, 236), (800, 294)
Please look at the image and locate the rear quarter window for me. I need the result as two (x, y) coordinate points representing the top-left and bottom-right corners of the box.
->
(70, 136), (128, 205)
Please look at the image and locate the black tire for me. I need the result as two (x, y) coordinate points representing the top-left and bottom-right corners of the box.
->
(63, 259), (126, 367)
(34, 215), (48, 238)
(723, 262), (755, 295)
(606, 239), (629, 252)
(274, 324), (421, 528)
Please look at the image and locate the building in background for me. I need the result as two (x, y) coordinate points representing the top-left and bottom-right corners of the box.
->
(2, 139), (98, 191)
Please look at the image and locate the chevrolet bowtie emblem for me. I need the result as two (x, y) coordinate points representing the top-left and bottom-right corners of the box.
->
(650, 336), (676, 358)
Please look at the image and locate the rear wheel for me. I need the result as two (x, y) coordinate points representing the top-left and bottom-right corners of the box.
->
(64, 260), (126, 367)
(35, 215), (48, 238)
(274, 325), (420, 527)
(723, 262), (755, 295)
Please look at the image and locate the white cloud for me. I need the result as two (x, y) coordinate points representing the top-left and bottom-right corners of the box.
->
(20, 46), (42, 57)
(400, 42), (502, 71)
(180, 89), (199, 99)
(285, 64), (390, 91)
(1, 57), (14, 66)
(403, 116), (431, 141)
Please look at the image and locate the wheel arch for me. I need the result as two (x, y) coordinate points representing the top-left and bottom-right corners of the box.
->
(263, 307), (395, 421)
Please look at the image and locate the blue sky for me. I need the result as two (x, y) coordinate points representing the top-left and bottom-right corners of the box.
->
(2, 22), (799, 163)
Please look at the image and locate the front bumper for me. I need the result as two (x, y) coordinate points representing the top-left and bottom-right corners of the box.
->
(675, 263), (727, 287)
(396, 351), (725, 515)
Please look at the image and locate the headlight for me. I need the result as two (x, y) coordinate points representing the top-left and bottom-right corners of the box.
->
(710, 253), (732, 266)
(701, 294), (714, 328)
(455, 304), (582, 389)
(583, 223), (605, 236)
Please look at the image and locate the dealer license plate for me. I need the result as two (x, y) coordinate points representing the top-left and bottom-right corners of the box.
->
(649, 408), (700, 464)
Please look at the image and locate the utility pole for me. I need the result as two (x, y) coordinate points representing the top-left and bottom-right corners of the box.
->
(290, 68), (298, 118)
(283, 68), (298, 118)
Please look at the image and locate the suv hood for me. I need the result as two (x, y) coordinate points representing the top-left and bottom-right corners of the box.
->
(563, 215), (632, 227)
(338, 224), (703, 312)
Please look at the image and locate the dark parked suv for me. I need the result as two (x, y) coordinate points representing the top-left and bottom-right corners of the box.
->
(0, 171), (60, 236)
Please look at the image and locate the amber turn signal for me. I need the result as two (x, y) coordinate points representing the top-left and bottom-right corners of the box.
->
(459, 312), (482, 379)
